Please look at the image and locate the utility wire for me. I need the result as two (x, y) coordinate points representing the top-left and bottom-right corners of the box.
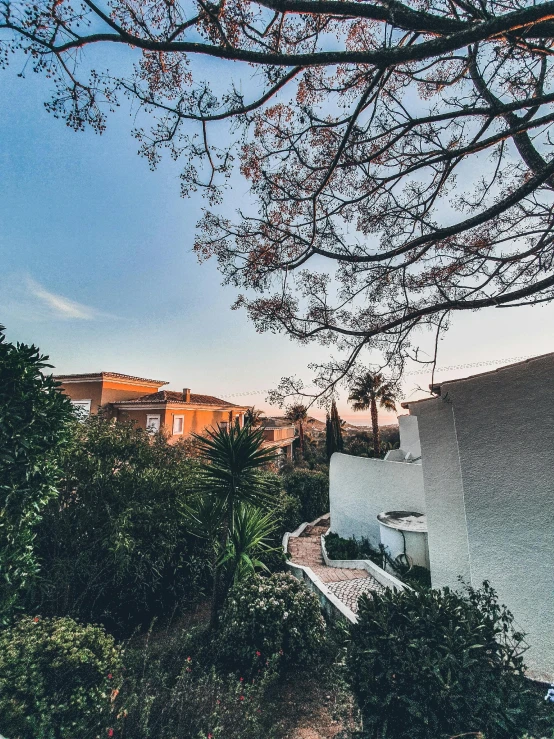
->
(223, 354), (534, 398)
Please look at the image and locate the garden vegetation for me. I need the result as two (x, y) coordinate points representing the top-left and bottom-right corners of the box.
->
(1, 327), (553, 738)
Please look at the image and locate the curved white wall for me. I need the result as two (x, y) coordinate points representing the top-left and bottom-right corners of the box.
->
(329, 453), (425, 546)
(409, 353), (554, 681)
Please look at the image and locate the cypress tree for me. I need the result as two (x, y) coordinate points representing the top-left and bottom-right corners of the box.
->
(326, 400), (344, 460)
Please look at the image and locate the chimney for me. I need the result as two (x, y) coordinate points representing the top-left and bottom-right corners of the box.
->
(183, 388), (191, 402)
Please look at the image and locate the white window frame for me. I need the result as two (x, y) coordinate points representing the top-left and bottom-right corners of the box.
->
(146, 414), (161, 433)
(71, 399), (91, 420)
(172, 415), (184, 435)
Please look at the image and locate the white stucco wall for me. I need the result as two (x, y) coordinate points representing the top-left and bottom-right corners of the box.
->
(409, 353), (554, 681)
(329, 453), (425, 546)
(409, 400), (471, 588)
(398, 414), (422, 458)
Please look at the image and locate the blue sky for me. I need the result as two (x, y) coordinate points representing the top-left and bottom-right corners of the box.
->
(1, 59), (553, 425)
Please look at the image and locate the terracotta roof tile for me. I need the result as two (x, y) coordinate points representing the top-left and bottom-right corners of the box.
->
(115, 390), (238, 407)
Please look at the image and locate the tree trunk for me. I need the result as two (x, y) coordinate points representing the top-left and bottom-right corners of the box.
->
(298, 421), (304, 454)
(371, 398), (380, 457)
(209, 548), (221, 629)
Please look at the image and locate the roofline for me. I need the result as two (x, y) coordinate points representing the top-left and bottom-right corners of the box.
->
(54, 372), (168, 387)
(113, 401), (249, 412)
(402, 352), (554, 408)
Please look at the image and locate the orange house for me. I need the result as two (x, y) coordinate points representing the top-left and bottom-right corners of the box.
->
(260, 419), (296, 460)
(55, 372), (248, 441)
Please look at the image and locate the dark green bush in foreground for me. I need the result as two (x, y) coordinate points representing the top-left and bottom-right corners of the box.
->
(0, 615), (123, 739)
(346, 581), (535, 739)
(30, 416), (210, 634)
(218, 572), (327, 674)
(282, 469), (329, 523)
(0, 327), (74, 620)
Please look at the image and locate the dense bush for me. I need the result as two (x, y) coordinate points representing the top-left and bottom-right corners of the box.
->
(346, 581), (535, 739)
(0, 615), (123, 738)
(218, 572), (327, 673)
(0, 327), (74, 619)
(121, 624), (278, 739)
(282, 469), (329, 523)
(324, 532), (381, 563)
(30, 416), (210, 633)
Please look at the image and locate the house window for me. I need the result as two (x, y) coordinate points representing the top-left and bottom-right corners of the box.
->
(173, 415), (184, 435)
(71, 400), (91, 419)
(146, 415), (161, 433)
(219, 421), (229, 432)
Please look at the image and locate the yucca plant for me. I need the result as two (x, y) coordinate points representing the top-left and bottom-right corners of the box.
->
(193, 420), (278, 527)
(189, 421), (279, 625)
(222, 503), (277, 584)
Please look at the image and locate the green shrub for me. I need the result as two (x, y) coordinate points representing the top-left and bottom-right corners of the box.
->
(0, 327), (74, 619)
(282, 469), (329, 522)
(324, 532), (381, 563)
(121, 624), (278, 739)
(0, 615), (123, 739)
(218, 572), (326, 673)
(270, 490), (302, 535)
(346, 581), (535, 739)
(30, 416), (210, 634)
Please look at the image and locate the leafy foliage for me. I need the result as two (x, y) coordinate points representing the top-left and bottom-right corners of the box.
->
(218, 572), (327, 674)
(282, 469), (329, 523)
(0, 326), (74, 620)
(324, 532), (381, 563)
(346, 582), (535, 739)
(30, 416), (208, 633)
(121, 624), (278, 739)
(0, 615), (123, 739)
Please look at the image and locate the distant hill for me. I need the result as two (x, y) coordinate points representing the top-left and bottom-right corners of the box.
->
(305, 417), (399, 433)
(265, 415), (399, 433)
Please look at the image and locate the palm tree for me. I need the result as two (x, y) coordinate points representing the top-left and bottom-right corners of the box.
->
(284, 403), (308, 455)
(348, 373), (398, 458)
(190, 420), (278, 625)
(244, 406), (265, 427)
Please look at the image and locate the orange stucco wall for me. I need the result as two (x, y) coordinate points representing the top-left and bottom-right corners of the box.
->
(117, 407), (242, 441)
(100, 380), (159, 405)
(57, 380), (104, 413)
(118, 408), (168, 432)
(58, 379), (162, 414)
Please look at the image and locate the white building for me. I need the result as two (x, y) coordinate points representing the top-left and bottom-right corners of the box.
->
(330, 353), (554, 681)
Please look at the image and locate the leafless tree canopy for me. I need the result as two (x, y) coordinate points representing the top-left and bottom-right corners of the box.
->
(3, 0), (554, 401)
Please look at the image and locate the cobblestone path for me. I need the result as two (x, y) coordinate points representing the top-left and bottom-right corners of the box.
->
(287, 516), (384, 614)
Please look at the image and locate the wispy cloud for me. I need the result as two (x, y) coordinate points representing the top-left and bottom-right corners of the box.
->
(0, 274), (115, 322)
(25, 277), (104, 320)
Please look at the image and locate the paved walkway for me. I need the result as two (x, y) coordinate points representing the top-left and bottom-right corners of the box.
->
(287, 516), (384, 614)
